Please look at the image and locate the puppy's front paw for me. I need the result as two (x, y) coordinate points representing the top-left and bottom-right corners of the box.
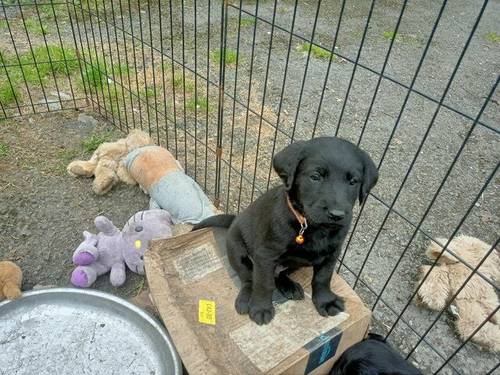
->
(235, 286), (252, 315)
(313, 291), (345, 317)
(249, 304), (275, 325)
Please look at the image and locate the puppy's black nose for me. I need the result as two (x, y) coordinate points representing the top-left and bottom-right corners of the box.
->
(328, 210), (345, 222)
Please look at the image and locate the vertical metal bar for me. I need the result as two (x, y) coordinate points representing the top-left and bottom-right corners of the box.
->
(204, 0), (212, 191)
(214, 0), (229, 208)
(2, 5), (35, 114)
(0, 99), (7, 119)
(137, 0), (152, 135)
(158, 0), (170, 146)
(116, 0), (136, 128)
(84, 0), (110, 117)
(126, 0), (145, 129)
(311, 0), (346, 138)
(352, 0), (489, 290)
(249, 0), (278, 202)
(225, 0), (244, 211)
(102, 0), (130, 132)
(17, 1), (50, 112)
(68, 0), (91, 108)
(147, 0), (160, 143)
(74, 0), (99, 111)
(236, 0), (259, 212)
(181, 0), (188, 171)
(335, 0), (376, 136)
(290, 0), (323, 142)
(33, 3), (64, 109)
(49, 1), (78, 109)
(265, 0), (299, 191)
(97, 0), (124, 130)
(338, 0), (449, 274)
(168, 0), (179, 157)
(193, 0), (199, 181)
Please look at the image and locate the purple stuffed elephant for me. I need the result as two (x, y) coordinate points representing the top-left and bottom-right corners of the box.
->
(71, 209), (173, 288)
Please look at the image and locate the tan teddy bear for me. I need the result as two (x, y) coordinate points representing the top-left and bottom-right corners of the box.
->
(0, 261), (23, 300)
(416, 235), (500, 352)
(67, 129), (153, 195)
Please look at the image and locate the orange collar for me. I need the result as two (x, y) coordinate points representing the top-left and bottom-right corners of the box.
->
(286, 195), (308, 245)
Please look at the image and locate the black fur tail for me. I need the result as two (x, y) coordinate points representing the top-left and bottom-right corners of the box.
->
(192, 214), (236, 231)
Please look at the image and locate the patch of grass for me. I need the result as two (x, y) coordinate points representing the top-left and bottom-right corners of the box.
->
(24, 18), (49, 36)
(18, 45), (78, 79)
(382, 30), (396, 40)
(173, 74), (183, 89)
(297, 42), (333, 59)
(240, 17), (256, 27)
(382, 30), (421, 44)
(485, 32), (500, 43)
(141, 87), (155, 99)
(210, 49), (238, 66)
(82, 62), (108, 90)
(82, 132), (112, 152)
(172, 72), (195, 93)
(186, 96), (210, 112)
(0, 142), (10, 157)
(113, 62), (130, 76)
(0, 82), (21, 105)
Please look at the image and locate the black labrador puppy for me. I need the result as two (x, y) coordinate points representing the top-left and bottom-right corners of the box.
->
(330, 334), (422, 375)
(193, 137), (378, 325)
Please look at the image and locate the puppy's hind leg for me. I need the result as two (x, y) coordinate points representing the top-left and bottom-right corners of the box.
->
(275, 269), (304, 300)
(226, 231), (253, 315)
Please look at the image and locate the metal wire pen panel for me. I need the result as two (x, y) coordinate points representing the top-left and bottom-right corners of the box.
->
(1, 1), (498, 374)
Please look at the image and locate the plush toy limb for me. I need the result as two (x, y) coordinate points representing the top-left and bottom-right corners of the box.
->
(95, 216), (119, 236)
(109, 262), (126, 287)
(92, 160), (118, 195)
(455, 300), (500, 352)
(67, 160), (98, 178)
(416, 265), (450, 311)
(71, 265), (98, 288)
(2, 281), (22, 300)
(73, 231), (99, 265)
(116, 162), (137, 185)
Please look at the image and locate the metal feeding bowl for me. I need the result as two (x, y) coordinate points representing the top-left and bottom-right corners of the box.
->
(0, 288), (182, 375)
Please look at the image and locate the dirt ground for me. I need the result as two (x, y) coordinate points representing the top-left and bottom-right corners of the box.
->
(1, 0), (499, 374)
(0, 111), (150, 298)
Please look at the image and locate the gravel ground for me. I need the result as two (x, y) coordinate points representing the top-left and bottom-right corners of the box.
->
(1, 0), (499, 374)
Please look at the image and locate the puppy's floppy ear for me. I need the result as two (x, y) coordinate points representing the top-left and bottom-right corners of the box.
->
(359, 150), (378, 204)
(273, 141), (307, 190)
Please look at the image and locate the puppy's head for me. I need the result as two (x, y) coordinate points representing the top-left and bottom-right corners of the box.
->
(273, 137), (378, 227)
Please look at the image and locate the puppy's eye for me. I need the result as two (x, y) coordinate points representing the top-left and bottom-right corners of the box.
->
(346, 173), (358, 185)
(310, 173), (321, 181)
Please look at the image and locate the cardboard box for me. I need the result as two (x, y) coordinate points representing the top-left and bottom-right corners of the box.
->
(145, 228), (371, 374)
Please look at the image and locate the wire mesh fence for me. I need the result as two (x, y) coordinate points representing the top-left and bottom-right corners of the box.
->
(1, 1), (499, 373)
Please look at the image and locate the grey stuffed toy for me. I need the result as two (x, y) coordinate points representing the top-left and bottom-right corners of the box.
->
(70, 209), (173, 287)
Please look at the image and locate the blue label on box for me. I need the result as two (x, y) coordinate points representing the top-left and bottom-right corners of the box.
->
(304, 328), (342, 374)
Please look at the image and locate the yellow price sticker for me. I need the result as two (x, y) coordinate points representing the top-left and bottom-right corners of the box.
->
(198, 299), (216, 325)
